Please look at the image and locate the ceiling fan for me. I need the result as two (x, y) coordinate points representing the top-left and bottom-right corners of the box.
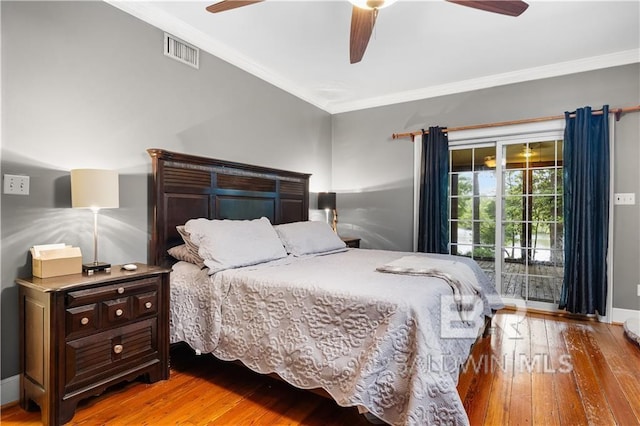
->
(205, 0), (529, 64)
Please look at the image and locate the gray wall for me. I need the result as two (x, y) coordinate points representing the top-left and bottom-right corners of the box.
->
(1, 1), (332, 379)
(2, 0), (639, 385)
(332, 64), (640, 312)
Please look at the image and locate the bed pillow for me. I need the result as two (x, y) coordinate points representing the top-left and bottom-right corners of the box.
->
(274, 221), (346, 256)
(176, 225), (201, 257)
(184, 216), (287, 273)
(167, 244), (205, 269)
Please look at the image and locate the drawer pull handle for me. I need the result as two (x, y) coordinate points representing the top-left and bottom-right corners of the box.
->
(117, 287), (125, 294)
(113, 344), (123, 354)
(80, 317), (89, 325)
(145, 302), (152, 309)
(115, 309), (124, 317)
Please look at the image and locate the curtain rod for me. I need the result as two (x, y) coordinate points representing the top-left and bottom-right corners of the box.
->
(391, 105), (640, 140)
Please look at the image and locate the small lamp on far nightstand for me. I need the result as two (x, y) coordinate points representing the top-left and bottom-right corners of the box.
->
(317, 192), (337, 233)
(71, 169), (119, 274)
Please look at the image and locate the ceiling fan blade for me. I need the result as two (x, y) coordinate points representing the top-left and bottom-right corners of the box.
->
(446, 0), (529, 17)
(350, 6), (378, 64)
(206, 0), (264, 14)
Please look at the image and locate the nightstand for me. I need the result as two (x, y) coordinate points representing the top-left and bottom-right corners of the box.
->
(17, 263), (171, 426)
(341, 236), (361, 248)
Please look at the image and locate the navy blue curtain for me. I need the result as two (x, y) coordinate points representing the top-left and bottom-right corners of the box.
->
(417, 127), (449, 254)
(560, 105), (610, 315)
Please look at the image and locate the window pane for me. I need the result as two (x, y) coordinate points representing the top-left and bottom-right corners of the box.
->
(479, 222), (495, 245)
(451, 172), (473, 196)
(477, 171), (496, 196)
(451, 196), (472, 222)
(554, 279), (563, 303)
(503, 196), (524, 222)
(503, 222), (524, 249)
(450, 220), (460, 243)
(503, 240), (525, 260)
(532, 196), (555, 222)
(504, 145), (524, 170)
(551, 256), (564, 277)
(531, 222), (554, 254)
(501, 273), (524, 298)
(475, 147), (496, 171)
(548, 223), (563, 247)
(528, 276), (556, 302)
(532, 169), (555, 194)
(504, 170), (524, 195)
(529, 141), (557, 168)
(478, 197), (496, 221)
(557, 141), (564, 164)
(451, 150), (473, 172)
(556, 170), (563, 194)
(556, 196), (563, 220)
(531, 249), (551, 263)
(473, 246), (495, 261)
(456, 222), (472, 246)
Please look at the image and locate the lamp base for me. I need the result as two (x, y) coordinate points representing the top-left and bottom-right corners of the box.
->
(83, 262), (111, 275)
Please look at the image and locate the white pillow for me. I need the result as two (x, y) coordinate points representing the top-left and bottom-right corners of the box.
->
(184, 217), (287, 273)
(275, 221), (346, 256)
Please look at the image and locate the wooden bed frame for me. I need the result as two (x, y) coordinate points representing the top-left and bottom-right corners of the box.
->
(147, 148), (310, 268)
(146, 148), (493, 422)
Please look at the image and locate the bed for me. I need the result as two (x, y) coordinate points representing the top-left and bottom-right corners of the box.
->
(147, 148), (503, 426)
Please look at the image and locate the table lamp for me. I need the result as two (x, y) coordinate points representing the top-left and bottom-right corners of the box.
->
(71, 169), (119, 274)
(317, 192), (337, 232)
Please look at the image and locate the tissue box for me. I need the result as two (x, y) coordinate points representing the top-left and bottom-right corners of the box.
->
(31, 246), (82, 278)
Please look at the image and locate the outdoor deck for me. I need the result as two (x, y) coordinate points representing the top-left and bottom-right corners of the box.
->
(476, 260), (563, 303)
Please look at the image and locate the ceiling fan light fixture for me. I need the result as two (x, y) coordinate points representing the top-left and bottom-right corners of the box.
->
(349, 0), (398, 10)
(484, 155), (497, 168)
(484, 155), (507, 168)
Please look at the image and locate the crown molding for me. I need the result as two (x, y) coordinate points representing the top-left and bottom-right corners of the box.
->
(327, 49), (640, 114)
(104, 2), (638, 115)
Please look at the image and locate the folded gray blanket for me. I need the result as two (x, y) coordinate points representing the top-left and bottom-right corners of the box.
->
(376, 255), (481, 321)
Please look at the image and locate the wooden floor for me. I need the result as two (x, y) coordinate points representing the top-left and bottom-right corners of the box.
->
(3, 310), (639, 425)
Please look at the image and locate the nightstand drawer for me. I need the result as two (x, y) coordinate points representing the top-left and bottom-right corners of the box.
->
(65, 317), (158, 393)
(134, 292), (158, 317)
(101, 298), (131, 326)
(65, 305), (98, 338)
(66, 277), (159, 308)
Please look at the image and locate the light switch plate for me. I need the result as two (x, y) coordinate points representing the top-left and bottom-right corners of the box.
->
(614, 193), (635, 205)
(3, 174), (30, 195)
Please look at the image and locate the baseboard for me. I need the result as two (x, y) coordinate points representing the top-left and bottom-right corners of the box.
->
(1, 375), (19, 406)
(499, 305), (639, 325)
(611, 307), (640, 325)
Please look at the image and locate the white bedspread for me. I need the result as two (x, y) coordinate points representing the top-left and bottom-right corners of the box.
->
(170, 249), (503, 425)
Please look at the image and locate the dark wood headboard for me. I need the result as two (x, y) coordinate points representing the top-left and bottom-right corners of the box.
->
(147, 149), (310, 267)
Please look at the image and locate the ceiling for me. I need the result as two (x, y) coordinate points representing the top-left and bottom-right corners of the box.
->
(108, 1), (639, 114)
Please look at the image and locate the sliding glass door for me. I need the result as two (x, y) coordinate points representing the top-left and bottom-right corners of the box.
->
(449, 138), (564, 310)
(500, 140), (564, 305)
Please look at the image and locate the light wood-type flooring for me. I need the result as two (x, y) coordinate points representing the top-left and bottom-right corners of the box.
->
(2, 310), (639, 425)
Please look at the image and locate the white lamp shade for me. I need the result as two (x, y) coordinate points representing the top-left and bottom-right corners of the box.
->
(348, 0), (397, 10)
(71, 169), (119, 209)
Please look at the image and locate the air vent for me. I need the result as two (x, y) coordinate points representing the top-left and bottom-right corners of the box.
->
(164, 33), (199, 69)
